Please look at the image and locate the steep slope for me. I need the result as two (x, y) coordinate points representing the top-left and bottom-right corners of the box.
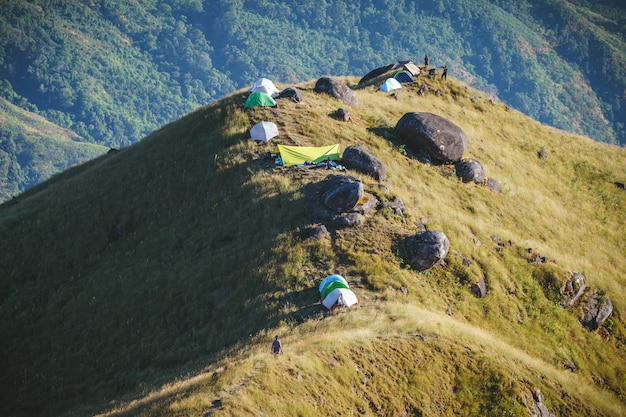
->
(0, 74), (625, 417)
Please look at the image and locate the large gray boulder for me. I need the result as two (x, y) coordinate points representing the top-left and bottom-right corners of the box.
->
(404, 230), (450, 271)
(342, 145), (386, 181)
(320, 174), (364, 213)
(315, 77), (358, 108)
(395, 112), (467, 163)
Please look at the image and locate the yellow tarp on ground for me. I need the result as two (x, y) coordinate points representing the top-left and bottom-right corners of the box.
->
(274, 144), (341, 166)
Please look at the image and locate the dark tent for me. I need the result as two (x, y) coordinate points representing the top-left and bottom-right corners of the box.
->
(359, 60), (420, 85)
(394, 70), (415, 83)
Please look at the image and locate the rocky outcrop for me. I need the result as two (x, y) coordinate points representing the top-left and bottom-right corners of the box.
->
(394, 112), (467, 164)
(581, 293), (613, 331)
(314, 77), (358, 108)
(562, 272), (586, 307)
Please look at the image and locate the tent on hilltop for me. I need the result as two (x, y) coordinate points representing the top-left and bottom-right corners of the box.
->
(380, 78), (402, 92)
(273, 144), (340, 166)
(319, 275), (358, 310)
(244, 92), (277, 109)
(394, 70), (414, 83)
(359, 60), (420, 85)
(250, 121), (279, 142)
(249, 78), (280, 96)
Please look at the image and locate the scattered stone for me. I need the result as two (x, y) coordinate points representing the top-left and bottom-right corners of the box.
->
(483, 177), (500, 193)
(302, 224), (328, 240)
(455, 158), (486, 183)
(404, 230), (450, 271)
(471, 277), (487, 298)
(275, 87), (303, 102)
(383, 196), (405, 216)
(537, 149), (548, 160)
(563, 360), (577, 372)
(524, 389), (555, 417)
(334, 108), (352, 122)
(614, 181), (625, 190)
(333, 212), (364, 227)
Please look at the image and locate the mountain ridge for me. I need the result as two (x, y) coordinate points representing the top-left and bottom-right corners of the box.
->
(1, 72), (624, 416)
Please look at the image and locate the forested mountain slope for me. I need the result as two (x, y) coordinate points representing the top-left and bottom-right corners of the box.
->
(1, 0), (625, 199)
(0, 98), (107, 200)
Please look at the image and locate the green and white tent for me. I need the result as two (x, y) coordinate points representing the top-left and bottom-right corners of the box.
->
(273, 144), (341, 166)
(244, 92), (277, 109)
(319, 275), (358, 310)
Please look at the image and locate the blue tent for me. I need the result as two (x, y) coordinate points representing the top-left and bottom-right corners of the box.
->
(380, 78), (402, 92)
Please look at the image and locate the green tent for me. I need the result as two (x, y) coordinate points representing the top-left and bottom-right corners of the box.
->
(244, 92), (277, 109)
(320, 279), (350, 299)
(273, 144), (341, 166)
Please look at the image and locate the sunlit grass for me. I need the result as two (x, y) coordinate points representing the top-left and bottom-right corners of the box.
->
(1, 74), (625, 417)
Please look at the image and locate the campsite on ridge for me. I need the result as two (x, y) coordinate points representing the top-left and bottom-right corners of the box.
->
(1, 64), (625, 417)
(2, 0), (626, 203)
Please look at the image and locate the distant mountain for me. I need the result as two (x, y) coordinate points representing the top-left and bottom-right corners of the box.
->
(1, 0), (625, 198)
(0, 98), (107, 200)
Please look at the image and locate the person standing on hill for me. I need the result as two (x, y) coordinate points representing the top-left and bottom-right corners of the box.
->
(272, 335), (283, 355)
(424, 54), (429, 66)
(441, 66), (448, 80)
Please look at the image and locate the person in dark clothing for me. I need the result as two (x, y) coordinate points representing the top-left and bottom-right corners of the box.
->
(441, 66), (448, 80)
(424, 55), (429, 66)
(272, 335), (283, 355)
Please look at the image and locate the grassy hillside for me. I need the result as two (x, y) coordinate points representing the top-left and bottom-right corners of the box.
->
(0, 73), (625, 417)
(0, 98), (107, 200)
